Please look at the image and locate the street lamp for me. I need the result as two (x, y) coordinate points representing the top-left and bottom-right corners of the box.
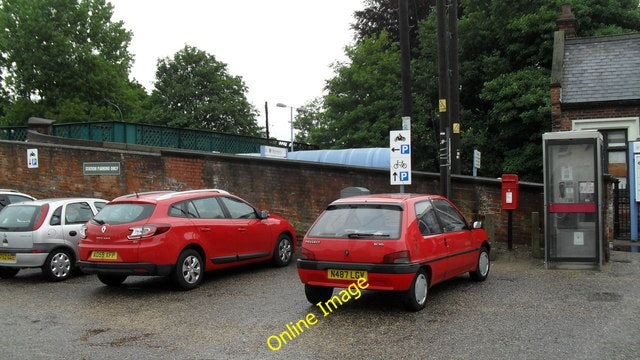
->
(276, 103), (296, 152)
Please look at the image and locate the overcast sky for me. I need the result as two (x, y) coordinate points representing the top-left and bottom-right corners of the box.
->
(109, 0), (364, 141)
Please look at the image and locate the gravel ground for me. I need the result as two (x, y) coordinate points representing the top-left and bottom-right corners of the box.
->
(0, 245), (638, 359)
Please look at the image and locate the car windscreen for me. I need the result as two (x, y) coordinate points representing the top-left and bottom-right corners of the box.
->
(0, 205), (43, 231)
(91, 203), (155, 225)
(306, 204), (402, 239)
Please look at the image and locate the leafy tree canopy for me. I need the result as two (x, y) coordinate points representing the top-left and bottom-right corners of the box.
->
(148, 45), (261, 136)
(315, 0), (640, 182)
(0, 0), (143, 125)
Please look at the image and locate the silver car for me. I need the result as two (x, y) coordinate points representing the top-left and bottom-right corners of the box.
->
(0, 198), (107, 281)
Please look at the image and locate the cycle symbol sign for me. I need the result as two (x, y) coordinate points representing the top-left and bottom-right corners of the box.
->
(389, 130), (411, 185)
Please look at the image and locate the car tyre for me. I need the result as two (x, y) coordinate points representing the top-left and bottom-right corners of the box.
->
(42, 249), (73, 282)
(0, 267), (20, 279)
(97, 274), (127, 286)
(304, 284), (334, 304)
(173, 249), (203, 291)
(470, 246), (490, 282)
(272, 234), (293, 267)
(404, 269), (428, 311)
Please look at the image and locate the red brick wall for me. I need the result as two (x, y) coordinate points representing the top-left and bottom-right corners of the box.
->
(551, 101), (640, 131)
(0, 139), (544, 245)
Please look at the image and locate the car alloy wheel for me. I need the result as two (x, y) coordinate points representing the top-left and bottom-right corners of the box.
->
(272, 234), (293, 267)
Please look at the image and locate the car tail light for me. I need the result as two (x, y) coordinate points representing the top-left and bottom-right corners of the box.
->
(300, 247), (316, 260)
(32, 204), (50, 231)
(382, 250), (410, 264)
(127, 224), (171, 240)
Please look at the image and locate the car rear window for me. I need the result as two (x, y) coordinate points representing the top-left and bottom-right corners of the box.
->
(307, 204), (402, 239)
(92, 203), (155, 225)
(0, 205), (43, 231)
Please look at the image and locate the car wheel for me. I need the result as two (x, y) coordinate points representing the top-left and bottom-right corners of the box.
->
(404, 269), (428, 311)
(172, 249), (203, 291)
(97, 274), (127, 286)
(0, 267), (20, 279)
(470, 246), (490, 281)
(42, 249), (73, 282)
(272, 234), (293, 267)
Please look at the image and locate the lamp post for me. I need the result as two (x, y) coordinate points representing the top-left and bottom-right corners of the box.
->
(276, 102), (295, 152)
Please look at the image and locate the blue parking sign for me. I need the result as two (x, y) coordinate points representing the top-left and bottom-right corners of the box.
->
(400, 144), (410, 154)
(399, 171), (410, 182)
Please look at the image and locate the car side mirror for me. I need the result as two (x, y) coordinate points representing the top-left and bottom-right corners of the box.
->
(258, 210), (269, 219)
(472, 221), (483, 229)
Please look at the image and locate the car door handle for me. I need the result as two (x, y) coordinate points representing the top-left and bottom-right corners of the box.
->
(69, 231), (77, 236)
(200, 227), (211, 232)
(238, 227), (247, 232)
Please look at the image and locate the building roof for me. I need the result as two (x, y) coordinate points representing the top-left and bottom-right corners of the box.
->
(561, 33), (640, 104)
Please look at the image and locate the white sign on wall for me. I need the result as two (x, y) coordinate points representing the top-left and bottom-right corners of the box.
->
(390, 130), (411, 185)
(27, 148), (38, 169)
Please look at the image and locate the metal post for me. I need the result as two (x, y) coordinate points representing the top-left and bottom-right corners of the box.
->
(289, 106), (294, 152)
(448, 0), (461, 175)
(436, 0), (450, 198)
(399, 0), (411, 195)
(508, 209), (513, 251)
(264, 101), (270, 139)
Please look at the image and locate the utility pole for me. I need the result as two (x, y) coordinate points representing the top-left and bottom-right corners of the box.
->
(398, 0), (412, 194)
(448, 0), (461, 175)
(264, 101), (270, 139)
(436, 0), (450, 198)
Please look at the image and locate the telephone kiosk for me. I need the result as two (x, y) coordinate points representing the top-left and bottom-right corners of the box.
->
(543, 131), (603, 268)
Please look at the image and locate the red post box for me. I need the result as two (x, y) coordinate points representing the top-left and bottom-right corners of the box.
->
(501, 174), (519, 210)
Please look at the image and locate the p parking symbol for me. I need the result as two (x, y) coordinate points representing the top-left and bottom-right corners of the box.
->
(399, 172), (410, 182)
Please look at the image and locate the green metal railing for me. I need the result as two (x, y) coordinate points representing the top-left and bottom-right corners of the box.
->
(1, 121), (317, 153)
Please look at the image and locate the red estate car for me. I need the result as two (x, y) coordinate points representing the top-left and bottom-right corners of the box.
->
(78, 189), (296, 290)
(297, 193), (490, 311)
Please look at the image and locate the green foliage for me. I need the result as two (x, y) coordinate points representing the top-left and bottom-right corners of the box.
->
(148, 45), (260, 136)
(0, 0), (142, 125)
(321, 31), (402, 149)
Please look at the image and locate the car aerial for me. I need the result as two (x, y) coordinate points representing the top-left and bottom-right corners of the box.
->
(77, 189), (297, 290)
(0, 189), (36, 211)
(0, 198), (107, 281)
(296, 193), (490, 311)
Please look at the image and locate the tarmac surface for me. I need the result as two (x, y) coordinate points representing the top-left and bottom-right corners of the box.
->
(0, 244), (638, 359)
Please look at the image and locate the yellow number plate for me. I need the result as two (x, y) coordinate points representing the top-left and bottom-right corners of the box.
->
(327, 269), (368, 281)
(90, 251), (118, 260)
(0, 253), (16, 262)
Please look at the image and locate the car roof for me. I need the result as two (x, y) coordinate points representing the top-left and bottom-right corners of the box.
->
(6, 198), (107, 207)
(111, 189), (231, 203)
(331, 193), (445, 205)
(0, 189), (36, 199)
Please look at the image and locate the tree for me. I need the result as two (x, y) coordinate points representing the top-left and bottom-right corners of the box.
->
(148, 45), (260, 136)
(321, 30), (402, 149)
(352, 0), (435, 52)
(0, 0), (142, 125)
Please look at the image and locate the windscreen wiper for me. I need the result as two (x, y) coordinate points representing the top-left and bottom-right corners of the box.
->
(347, 232), (390, 238)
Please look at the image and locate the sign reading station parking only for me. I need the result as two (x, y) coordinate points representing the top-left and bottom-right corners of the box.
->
(390, 130), (411, 185)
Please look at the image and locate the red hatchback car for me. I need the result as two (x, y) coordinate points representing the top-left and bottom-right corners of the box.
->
(297, 193), (490, 311)
(78, 189), (296, 290)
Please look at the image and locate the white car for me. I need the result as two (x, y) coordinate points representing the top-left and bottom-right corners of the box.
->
(0, 198), (107, 281)
(0, 189), (35, 211)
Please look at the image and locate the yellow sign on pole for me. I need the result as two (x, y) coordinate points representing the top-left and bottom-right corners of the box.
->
(453, 122), (460, 134)
(439, 99), (447, 113)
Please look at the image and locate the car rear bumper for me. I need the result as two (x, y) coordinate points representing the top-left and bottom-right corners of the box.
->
(77, 261), (173, 276)
(0, 247), (51, 268)
(297, 259), (419, 291)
